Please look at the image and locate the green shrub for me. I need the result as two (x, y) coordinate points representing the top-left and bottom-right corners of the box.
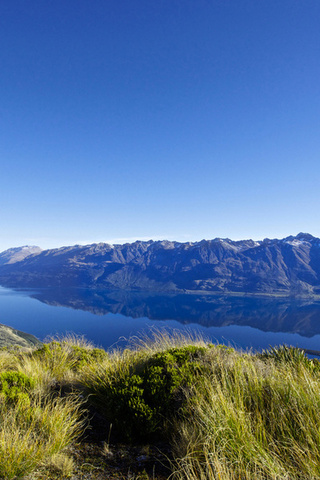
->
(88, 345), (209, 441)
(70, 345), (108, 370)
(0, 371), (35, 407)
(142, 345), (207, 413)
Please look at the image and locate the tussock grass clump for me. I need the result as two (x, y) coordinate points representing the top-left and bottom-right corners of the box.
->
(173, 346), (320, 480)
(30, 335), (107, 376)
(0, 338), (87, 479)
(0, 395), (83, 479)
(13, 335), (108, 396)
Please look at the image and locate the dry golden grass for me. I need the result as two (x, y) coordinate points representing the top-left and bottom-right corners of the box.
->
(0, 394), (83, 479)
(1, 332), (320, 479)
(172, 347), (320, 480)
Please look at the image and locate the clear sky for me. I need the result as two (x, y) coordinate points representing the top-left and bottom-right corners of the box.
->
(1, 0), (319, 251)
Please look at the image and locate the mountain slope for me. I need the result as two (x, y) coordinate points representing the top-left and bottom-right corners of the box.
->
(0, 246), (42, 265)
(0, 234), (319, 296)
(0, 323), (42, 348)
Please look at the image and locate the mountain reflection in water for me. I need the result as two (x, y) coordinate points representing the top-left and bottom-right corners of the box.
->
(30, 288), (320, 338)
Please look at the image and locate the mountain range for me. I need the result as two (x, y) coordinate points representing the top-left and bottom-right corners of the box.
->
(0, 233), (320, 296)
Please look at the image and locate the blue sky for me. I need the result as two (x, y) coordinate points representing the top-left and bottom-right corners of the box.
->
(1, 0), (319, 251)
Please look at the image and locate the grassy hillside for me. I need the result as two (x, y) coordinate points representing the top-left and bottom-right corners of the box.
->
(0, 331), (320, 479)
(0, 323), (42, 348)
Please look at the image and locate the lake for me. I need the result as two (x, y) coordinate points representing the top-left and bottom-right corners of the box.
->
(1, 286), (320, 352)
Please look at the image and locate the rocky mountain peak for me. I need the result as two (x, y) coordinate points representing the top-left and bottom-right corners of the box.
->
(295, 232), (316, 242)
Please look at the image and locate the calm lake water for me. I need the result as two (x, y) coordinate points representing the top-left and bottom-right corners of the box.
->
(1, 286), (320, 352)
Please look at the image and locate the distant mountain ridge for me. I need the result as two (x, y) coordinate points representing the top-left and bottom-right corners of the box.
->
(0, 233), (320, 296)
(0, 245), (42, 265)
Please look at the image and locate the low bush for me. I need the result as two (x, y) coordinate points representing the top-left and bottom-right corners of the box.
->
(86, 344), (209, 441)
(0, 371), (35, 406)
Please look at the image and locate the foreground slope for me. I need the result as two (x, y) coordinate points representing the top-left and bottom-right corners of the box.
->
(0, 323), (42, 348)
(0, 233), (320, 296)
(1, 334), (320, 480)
